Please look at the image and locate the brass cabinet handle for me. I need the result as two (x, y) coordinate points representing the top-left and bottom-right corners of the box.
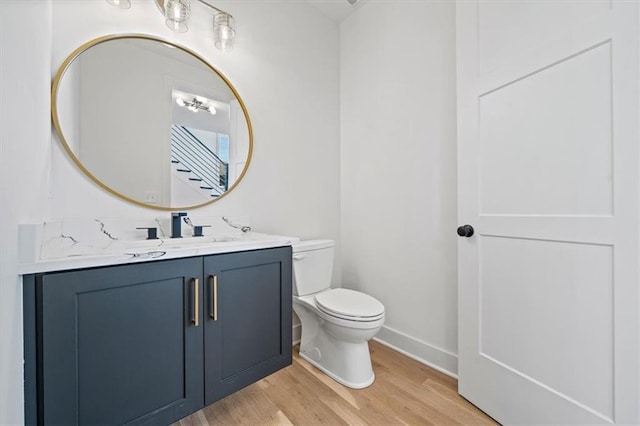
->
(193, 278), (199, 327)
(210, 275), (218, 321)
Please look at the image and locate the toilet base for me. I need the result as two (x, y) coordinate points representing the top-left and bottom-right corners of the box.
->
(297, 324), (378, 389)
(293, 294), (383, 390)
(299, 351), (375, 389)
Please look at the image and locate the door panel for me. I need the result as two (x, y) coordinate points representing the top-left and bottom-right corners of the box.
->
(480, 237), (614, 418)
(479, 42), (613, 216)
(76, 278), (187, 424)
(38, 257), (204, 425)
(220, 262), (283, 377)
(457, 1), (638, 424)
(203, 247), (292, 406)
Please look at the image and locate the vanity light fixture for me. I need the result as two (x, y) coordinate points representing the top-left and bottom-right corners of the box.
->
(105, 0), (236, 51)
(176, 95), (217, 115)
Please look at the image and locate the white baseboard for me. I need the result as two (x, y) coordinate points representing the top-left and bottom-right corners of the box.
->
(292, 323), (457, 378)
(374, 325), (458, 379)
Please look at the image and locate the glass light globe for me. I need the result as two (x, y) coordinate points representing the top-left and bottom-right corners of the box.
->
(213, 12), (235, 52)
(164, 0), (190, 33)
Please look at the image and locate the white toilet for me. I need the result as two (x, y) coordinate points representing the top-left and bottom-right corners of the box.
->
(292, 240), (385, 389)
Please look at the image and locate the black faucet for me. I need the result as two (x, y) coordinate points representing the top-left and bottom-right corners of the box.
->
(171, 212), (187, 238)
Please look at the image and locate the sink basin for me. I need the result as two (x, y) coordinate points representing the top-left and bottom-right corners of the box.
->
(123, 234), (244, 250)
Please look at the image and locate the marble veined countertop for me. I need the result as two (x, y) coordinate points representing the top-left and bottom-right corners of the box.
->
(18, 216), (298, 274)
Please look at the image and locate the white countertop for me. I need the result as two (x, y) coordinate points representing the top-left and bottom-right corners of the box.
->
(19, 234), (298, 275)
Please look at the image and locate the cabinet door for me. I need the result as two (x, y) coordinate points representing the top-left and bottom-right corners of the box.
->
(38, 257), (204, 425)
(203, 247), (292, 405)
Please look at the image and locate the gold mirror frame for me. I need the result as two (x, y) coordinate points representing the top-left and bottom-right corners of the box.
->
(51, 34), (253, 210)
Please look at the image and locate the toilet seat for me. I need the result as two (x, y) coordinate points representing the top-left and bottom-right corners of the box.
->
(315, 288), (384, 322)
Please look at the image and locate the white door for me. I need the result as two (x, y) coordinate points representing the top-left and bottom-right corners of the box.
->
(456, 1), (639, 424)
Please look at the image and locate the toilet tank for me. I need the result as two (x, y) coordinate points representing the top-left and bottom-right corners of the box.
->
(292, 240), (335, 296)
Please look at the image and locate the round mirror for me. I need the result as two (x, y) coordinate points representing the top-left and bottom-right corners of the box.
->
(52, 34), (252, 210)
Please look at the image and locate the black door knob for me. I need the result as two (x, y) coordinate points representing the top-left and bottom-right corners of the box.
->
(457, 225), (474, 237)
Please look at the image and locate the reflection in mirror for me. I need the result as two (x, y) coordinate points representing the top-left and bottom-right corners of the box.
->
(53, 35), (252, 210)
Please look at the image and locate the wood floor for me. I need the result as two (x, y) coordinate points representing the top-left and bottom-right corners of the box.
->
(174, 341), (497, 425)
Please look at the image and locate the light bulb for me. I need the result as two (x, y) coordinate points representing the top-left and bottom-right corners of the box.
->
(106, 0), (131, 9)
(208, 106), (216, 115)
(176, 98), (185, 107)
(195, 96), (207, 103)
(215, 38), (234, 52)
(188, 105), (198, 112)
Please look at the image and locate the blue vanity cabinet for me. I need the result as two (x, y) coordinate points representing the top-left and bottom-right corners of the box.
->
(24, 246), (292, 425)
(33, 257), (205, 426)
(203, 246), (293, 405)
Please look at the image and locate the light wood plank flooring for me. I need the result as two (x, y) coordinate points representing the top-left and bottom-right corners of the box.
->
(174, 341), (497, 425)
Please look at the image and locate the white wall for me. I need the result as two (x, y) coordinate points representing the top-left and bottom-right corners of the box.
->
(340, 0), (459, 375)
(0, 2), (52, 425)
(1, 1), (340, 423)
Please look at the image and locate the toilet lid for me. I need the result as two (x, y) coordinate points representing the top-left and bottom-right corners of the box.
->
(315, 288), (384, 320)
